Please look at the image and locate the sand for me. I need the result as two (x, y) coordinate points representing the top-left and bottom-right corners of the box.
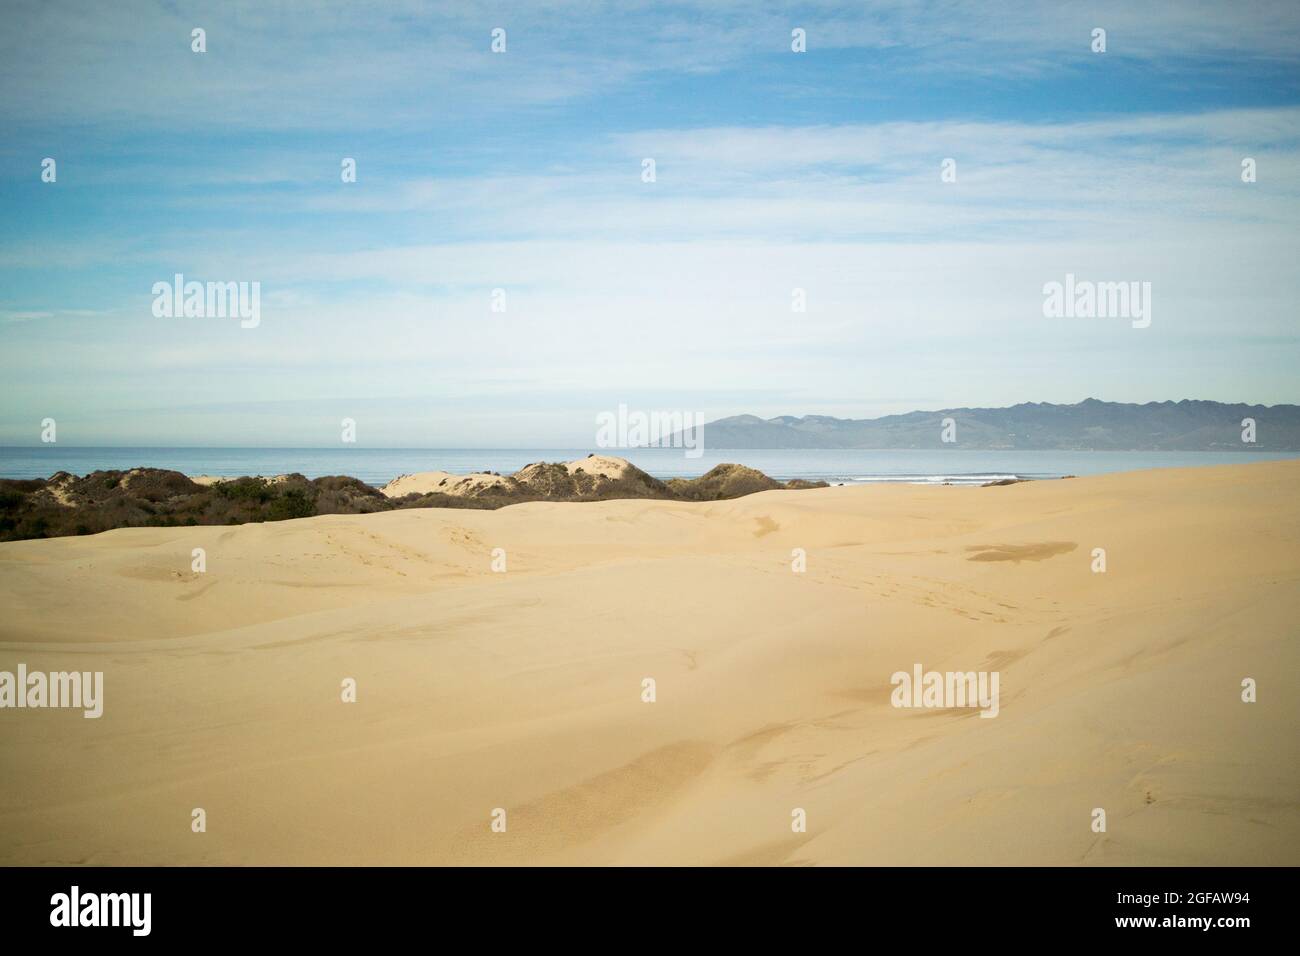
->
(379, 470), (513, 498)
(0, 459), (1296, 865)
(558, 453), (633, 479)
(380, 455), (634, 498)
(189, 474), (296, 487)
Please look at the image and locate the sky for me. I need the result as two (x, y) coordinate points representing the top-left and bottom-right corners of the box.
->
(1, 0), (1298, 447)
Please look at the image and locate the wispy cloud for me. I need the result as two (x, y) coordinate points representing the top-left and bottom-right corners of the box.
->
(5, 1), (1300, 130)
(1, 2), (1298, 445)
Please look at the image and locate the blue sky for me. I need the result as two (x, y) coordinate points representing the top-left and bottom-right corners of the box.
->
(2, 0), (1299, 446)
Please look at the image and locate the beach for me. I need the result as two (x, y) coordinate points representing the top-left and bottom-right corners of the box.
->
(0, 459), (1296, 866)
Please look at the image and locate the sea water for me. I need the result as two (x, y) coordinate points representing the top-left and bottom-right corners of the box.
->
(1, 447), (1294, 487)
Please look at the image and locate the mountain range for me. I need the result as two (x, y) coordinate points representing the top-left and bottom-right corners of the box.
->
(680, 399), (1300, 451)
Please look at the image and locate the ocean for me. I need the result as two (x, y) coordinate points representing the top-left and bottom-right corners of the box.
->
(1, 447), (1295, 487)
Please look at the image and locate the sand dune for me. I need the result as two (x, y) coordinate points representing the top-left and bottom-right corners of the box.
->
(0, 460), (1297, 865)
(557, 453), (634, 479)
(380, 454), (648, 499)
(380, 470), (514, 498)
(189, 474), (296, 487)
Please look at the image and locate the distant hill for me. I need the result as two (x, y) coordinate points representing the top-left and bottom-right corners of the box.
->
(679, 400), (1300, 450)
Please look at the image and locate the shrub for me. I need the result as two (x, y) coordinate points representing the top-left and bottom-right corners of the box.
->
(267, 489), (316, 521)
(216, 477), (274, 503)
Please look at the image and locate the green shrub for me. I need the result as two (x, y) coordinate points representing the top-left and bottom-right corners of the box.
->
(267, 489), (316, 521)
(216, 477), (274, 503)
